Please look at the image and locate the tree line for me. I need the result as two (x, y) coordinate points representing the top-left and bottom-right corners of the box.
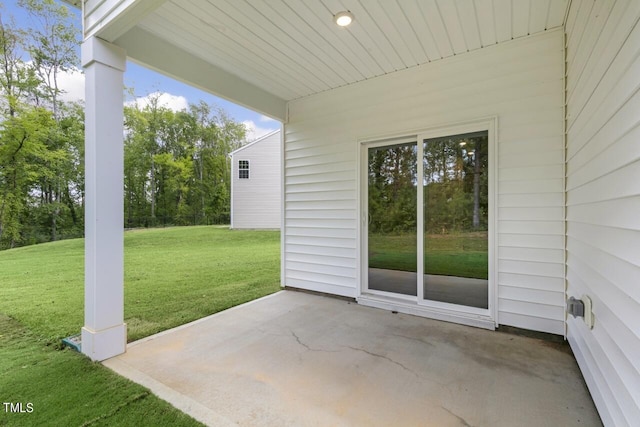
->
(368, 134), (488, 235)
(0, 1), (247, 250)
(123, 97), (245, 228)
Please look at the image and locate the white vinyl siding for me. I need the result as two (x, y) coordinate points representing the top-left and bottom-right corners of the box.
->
(284, 29), (565, 334)
(565, 1), (640, 426)
(231, 131), (281, 229)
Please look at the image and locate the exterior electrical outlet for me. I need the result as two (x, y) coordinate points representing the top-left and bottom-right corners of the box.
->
(567, 297), (585, 318)
(582, 296), (594, 330)
(567, 296), (594, 330)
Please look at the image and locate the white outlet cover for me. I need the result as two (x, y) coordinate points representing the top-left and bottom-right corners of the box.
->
(582, 295), (594, 329)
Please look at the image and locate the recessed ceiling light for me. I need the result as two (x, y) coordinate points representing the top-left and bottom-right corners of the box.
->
(334, 11), (354, 27)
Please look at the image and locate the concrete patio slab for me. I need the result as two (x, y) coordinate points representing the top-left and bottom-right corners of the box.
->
(103, 291), (601, 427)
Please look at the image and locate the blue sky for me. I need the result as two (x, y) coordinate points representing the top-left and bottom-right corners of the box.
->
(1, 0), (280, 140)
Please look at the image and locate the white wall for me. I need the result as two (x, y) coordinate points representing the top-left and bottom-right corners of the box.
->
(565, 1), (640, 426)
(231, 131), (281, 229)
(284, 29), (566, 334)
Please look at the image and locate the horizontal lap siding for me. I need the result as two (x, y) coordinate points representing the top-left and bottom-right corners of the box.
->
(231, 132), (281, 229)
(283, 129), (358, 296)
(565, 1), (640, 426)
(285, 30), (566, 327)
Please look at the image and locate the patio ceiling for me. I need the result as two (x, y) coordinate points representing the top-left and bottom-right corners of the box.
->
(74, 0), (570, 119)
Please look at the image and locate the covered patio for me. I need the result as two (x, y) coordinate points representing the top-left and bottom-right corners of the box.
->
(104, 291), (600, 426)
(68, 0), (639, 425)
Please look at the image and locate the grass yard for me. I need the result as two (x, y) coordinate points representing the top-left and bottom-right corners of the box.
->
(0, 226), (280, 426)
(368, 231), (488, 279)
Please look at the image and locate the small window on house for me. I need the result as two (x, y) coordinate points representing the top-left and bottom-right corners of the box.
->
(238, 160), (249, 179)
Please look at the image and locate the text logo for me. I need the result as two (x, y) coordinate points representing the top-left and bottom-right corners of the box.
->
(3, 402), (34, 413)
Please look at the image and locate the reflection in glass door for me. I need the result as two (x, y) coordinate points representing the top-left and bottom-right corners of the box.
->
(365, 130), (489, 311)
(423, 132), (488, 308)
(367, 142), (417, 296)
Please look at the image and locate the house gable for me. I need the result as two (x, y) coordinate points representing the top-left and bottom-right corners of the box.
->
(231, 130), (282, 229)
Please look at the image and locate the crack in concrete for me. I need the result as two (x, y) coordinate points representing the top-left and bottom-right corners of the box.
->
(442, 407), (473, 427)
(389, 333), (435, 347)
(290, 331), (340, 353)
(346, 345), (419, 377)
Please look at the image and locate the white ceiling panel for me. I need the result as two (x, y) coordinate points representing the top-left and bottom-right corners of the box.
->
(130, 0), (569, 102)
(511, 0), (531, 39)
(493, 0), (514, 43)
(438, 0), (469, 53)
(424, 0), (458, 58)
(475, 0), (497, 47)
(528, 0), (551, 34)
(456, 0), (483, 51)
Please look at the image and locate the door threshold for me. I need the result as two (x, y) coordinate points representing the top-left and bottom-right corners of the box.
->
(357, 293), (496, 330)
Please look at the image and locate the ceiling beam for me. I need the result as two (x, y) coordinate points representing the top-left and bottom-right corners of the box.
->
(115, 26), (287, 122)
(85, 0), (167, 42)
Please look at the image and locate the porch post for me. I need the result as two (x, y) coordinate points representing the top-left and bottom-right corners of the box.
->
(81, 36), (127, 361)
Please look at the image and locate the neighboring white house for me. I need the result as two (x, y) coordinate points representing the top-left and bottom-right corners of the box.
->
(230, 129), (281, 229)
(71, 1), (639, 425)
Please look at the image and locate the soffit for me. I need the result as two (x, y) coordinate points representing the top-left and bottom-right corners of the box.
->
(133, 0), (569, 102)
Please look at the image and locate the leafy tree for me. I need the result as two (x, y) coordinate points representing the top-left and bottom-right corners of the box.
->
(368, 143), (417, 234)
(0, 2), (248, 249)
(123, 98), (246, 228)
(0, 106), (55, 247)
(18, 0), (80, 241)
(0, 12), (40, 116)
(18, 0), (78, 118)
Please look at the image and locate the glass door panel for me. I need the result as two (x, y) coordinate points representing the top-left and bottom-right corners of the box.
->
(423, 132), (489, 308)
(367, 142), (417, 296)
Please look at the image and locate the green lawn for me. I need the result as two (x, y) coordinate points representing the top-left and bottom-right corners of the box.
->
(368, 231), (488, 279)
(0, 226), (280, 426)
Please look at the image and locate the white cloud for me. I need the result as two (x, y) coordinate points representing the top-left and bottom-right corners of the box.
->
(126, 91), (189, 113)
(23, 63), (85, 103)
(259, 114), (277, 123)
(242, 120), (278, 142)
(56, 67), (85, 103)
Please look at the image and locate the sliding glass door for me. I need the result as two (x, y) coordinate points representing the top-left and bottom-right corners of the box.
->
(365, 130), (489, 311)
(422, 132), (488, 309)
(367, 142), (417, 296)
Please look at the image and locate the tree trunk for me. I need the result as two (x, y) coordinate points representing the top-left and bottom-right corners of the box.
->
(150, 157), (156, 219)
(199, 155), (205, 219)
(64, 185), (77, 225)
(51, 182), (61, 241)
(472, 143), (481, 229)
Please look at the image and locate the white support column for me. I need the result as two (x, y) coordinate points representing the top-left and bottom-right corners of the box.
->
(81, 37), (127, 361)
